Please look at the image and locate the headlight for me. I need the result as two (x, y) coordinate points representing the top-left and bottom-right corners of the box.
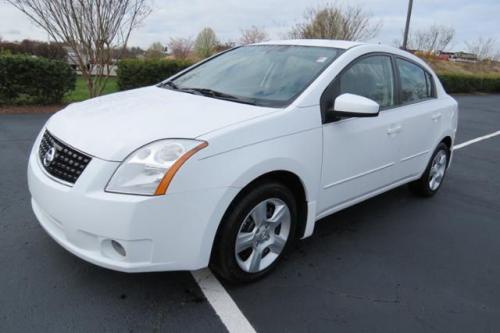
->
(106, 139), (208, 196)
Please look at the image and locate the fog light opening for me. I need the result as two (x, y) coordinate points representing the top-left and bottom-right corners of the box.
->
(111, 240), (126, 257)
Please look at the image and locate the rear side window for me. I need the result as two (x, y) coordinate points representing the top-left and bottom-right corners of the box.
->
(338, 55), (395, 108)
(397, 58), (434, 104)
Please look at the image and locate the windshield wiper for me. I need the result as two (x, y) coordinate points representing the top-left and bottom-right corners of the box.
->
(160, 83), (257, 105)
(160, 82), (211, 95)
(160, 81), (179, 90)
(183, 88), (257, 105)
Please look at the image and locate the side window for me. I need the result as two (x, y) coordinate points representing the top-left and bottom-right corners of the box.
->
(338, 55), (395, 108)
(397, 58), (434, 104)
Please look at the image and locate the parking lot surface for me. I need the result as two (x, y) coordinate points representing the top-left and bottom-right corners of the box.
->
(1, 95), (499, 332)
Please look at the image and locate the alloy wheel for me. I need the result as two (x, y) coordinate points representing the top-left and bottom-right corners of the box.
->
(428, 150), (447, 191)
(234, 198), (291, 273)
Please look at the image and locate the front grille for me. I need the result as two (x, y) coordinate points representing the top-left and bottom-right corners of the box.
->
(39, 131), (92, 184)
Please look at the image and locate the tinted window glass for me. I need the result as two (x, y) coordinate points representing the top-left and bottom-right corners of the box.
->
(171, 45), (341, 107)
(397, 58), (433, 103)
(338, 55), (395, 107)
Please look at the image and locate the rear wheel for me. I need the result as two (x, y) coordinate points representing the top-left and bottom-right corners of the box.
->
(409, 143), (450, 197)
(210, 182), (297, 283)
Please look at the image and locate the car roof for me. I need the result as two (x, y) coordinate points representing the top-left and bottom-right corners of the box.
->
(253, 39), (365, 49)
(251, 39), (433, 72)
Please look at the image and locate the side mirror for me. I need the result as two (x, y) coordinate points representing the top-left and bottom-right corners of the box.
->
(331, 93), (380, 118)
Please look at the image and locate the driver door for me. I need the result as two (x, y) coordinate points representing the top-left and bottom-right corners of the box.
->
(317, 54), (402, 216)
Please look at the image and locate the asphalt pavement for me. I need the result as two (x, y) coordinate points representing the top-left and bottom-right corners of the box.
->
(1, 95), (499, 332)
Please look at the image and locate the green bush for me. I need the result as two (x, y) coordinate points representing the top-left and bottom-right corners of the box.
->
(117, 59), (193, 90)
(0, 55), (76, 105)
(438, 73), (500, 94)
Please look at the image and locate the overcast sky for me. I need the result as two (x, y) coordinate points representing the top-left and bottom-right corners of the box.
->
(0, 0), (499, 51)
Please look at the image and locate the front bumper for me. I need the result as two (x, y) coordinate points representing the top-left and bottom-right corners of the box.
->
(27, 137), (238, 272)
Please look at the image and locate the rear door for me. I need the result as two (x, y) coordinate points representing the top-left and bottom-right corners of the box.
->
(393, 58), (442, 179)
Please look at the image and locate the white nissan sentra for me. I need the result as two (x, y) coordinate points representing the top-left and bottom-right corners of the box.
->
(28, 40), (458, 282)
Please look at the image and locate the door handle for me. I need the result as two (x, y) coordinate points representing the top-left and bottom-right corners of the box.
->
(387, 125), (402, 135)
(432, 113), (442, 121)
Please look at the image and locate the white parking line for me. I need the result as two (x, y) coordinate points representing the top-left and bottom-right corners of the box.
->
(453, 130), (500, 150)
(189, 130), (500, 333)
(191, 269), (256, 333)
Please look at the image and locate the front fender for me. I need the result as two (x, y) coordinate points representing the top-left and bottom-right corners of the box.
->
(169, 127), (323, 201)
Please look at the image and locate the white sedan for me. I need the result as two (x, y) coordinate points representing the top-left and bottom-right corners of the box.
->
(28, 40), (458, 282)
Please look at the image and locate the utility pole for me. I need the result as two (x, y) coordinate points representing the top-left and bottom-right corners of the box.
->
(402, 0), (414, 50)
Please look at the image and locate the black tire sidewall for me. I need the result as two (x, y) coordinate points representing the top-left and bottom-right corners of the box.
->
(211, 182), (298, 283)
(418, 143), (450, 196)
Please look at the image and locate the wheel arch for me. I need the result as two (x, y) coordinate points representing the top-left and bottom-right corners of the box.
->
(210, 169), (310, 263)
(237, 170), (308, 238)
(439, 135), (453, 166)
(441, 136), (452, 150)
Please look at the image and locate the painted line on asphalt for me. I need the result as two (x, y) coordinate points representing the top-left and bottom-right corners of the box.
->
(191, 269), (256, 333)
(453, 130), (500, 150)
(189, 130), (500, 333)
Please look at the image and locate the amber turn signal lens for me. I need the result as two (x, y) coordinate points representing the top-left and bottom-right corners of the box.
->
(154, 141), (208, 195)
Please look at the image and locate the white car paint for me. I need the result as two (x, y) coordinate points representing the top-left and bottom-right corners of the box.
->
(28, 40), (458, 272)
(47, 86), (278, 161)
(334, 93), (380, 116)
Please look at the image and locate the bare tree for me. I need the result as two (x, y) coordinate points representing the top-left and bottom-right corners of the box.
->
(7, 0), (151, 97)
(495, 51), (500, 62)
(408, 24), (455, 52)
(289, 2), (381, 41)
(465, 37), (497, 60)
(239, 26), (269, 45)
(145, 42), (165, 59)
(168, 37), (193, 60)
(194, 27), (218, 59)
(215, 40), (236, 53)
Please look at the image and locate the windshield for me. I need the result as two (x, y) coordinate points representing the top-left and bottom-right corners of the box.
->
(165, 45), (342, 107)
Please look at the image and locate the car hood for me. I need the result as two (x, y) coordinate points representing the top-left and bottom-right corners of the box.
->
(47, 86), (276, 161)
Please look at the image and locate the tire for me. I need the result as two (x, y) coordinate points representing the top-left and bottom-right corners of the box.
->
(210, 181), (298, 283)
(409, 142), (450, 197)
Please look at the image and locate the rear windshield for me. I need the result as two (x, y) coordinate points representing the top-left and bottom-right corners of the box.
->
(169, 45), (342, 107)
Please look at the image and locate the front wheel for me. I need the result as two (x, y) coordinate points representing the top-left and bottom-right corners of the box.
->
(409, 142), (450, 197)
(210, 182), (298, 283)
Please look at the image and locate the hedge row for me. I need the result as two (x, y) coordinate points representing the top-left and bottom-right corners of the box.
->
(0, 39), (67, 60)
(0, 55), (75, 105)
(438, 73), (500, 94)
(116, 59), (194, 90)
